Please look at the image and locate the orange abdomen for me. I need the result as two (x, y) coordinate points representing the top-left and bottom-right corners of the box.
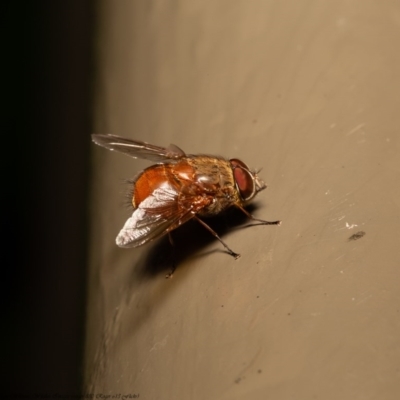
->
(132, 161), (195, 208)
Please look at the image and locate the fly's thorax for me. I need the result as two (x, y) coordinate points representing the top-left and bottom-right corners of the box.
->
(188, 155), (237, 192)
(187, 155), (241, 216)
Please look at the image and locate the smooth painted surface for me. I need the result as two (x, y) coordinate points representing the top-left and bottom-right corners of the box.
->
(86, 1), (400, 398)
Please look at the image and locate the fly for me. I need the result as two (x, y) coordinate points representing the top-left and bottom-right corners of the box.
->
(92, 134), (281, 277)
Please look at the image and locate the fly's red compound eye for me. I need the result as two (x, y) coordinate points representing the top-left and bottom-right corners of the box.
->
(230, 158), (256, 201)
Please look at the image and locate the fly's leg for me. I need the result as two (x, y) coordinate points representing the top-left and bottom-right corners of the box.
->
(236, 205), (281, 226)
(165, 232), (176, 279)
(194, 215), (241, 259)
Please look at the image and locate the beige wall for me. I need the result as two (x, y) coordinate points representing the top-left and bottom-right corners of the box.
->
(86, 1), (400, 398)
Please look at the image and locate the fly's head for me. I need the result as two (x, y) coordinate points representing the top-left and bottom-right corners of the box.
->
(230, 158), (267, 204)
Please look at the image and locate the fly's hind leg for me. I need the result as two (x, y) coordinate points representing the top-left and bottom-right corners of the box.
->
(236, 205), (281, 226)
(165, 232), (176, 279)
(193, 215), (241, 260)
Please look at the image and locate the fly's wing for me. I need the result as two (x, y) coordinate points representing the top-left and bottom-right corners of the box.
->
(92, 134), (186, 162)
(116, 184), (213, 248)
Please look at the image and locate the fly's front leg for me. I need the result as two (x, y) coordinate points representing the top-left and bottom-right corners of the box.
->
(236, 205), (281, 226)
(193, 215), (241, 259)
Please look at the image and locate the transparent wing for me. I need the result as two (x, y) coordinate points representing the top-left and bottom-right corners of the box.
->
(116, 184), (212, 248)
(92, 134), (186, 162)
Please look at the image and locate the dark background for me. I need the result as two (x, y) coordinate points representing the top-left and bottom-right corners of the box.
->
(4, 2), (94, 395)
